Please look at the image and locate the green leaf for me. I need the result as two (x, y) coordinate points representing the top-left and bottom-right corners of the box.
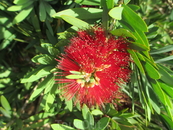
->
(44, 2), (56, 16)
(150, 45), (173, 55)
(66, 74), (84, 79)
(45, 88), (55, 111)
(70, 71), (81, 75)
(82, 104), (94, 129)
(75, 0), (100, 5)
(32, 54), (54, 65)
(82, 104), (90, 120)
(160, 83), (173, 99)
(13, 6), (33, 24)
(45, 20), (54, 35)
(21, 65), (54, 83)
(111, 119), (121, 130)
(110, 28), (136, 39)
(24, 112), (55, 123)
(143, 62), (160, 79)
(122, 4), (148, 32)
(128, 49), (145, 73)
(0, 34), (15, 50)
(91, 109), (103, 116)
(30, 11), (41, 34)
(41, 43), (52, 49)
(73, 119), (85, 130)
(150, 79), (166, 106)
(29, 74), (55, 102)
(0, 28), (12, 40)
(0, 107), (11, 118)
(129, 42), (148, 51)
(133, 29), (150, 49)
(25, 118), (51, 129)
(46, 29), (57, 44)
(48, 47), (59, 56)
(51, 124), (76, 130)
(124, 0), (131, 4)
(149, 99), (160, 114)
(39, 1), (46, 22)
(86, 111), (94, 127)
(160, 114), (173, 129)
(14, 0), (30, 4)
(61, 15), (89, 29)
(0, 95), (11, 111)
(155, 55), (173, 63)
(95, 117), (110, 130)
(106, 0), (114, 9)
(158, 65), (173, 86)
(53, 8), (102, 20)
(7, 1), (33, 11)
(65, 99), (73, 112)
(109, 7), (124, 20)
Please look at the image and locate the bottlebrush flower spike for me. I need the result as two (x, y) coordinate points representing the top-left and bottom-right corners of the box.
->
(56, 27), (131, 107)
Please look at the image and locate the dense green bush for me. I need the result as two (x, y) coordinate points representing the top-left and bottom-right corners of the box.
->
(0, 0), (173, 129)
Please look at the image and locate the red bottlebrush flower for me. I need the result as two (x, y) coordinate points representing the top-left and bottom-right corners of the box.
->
(56, 27), (131, 107)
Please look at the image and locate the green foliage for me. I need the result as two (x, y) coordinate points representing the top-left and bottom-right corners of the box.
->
(0, 0), (173, 129)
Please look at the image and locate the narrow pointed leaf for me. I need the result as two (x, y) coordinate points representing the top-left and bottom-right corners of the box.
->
(143, 62), (160, 79)
(1, 96), (11, 111)
(122, 4), (148, 32)
(128, 49), (145, 73)
(39, 1), (46, 22)
(61, 15), (89, 29)
(13, 6), (33, 24)
(53, 8), (102, 19)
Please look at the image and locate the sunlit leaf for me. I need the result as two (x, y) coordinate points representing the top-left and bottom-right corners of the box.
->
(61, 15), (89, 29)
(21, 65), (54, 83)
(66, 74), (84, 79)
(29, 74), (55, 101)
(65, 99), (73, 112)
(13, 6), (33, 24)
(13, 0), (30, 4)
(45, 90), (55, 111)
(32, 54), (55, 65)
(7, 1), (33, 11)
(75, 0), (100, 5)
(109, 7), (124, 20)
(53, 8), (102, 20)
(0, 95), (11, 111)
(51, 124), (76, 130)
(73, 119), (85, 130)
(91, 109), (103, 116)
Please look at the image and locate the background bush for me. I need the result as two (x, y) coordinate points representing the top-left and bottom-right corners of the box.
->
(0, 0), (173, 129)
